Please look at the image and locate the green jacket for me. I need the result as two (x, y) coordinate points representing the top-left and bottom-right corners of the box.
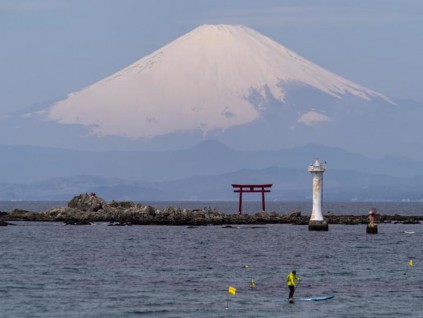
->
(286, 272), (301, 287)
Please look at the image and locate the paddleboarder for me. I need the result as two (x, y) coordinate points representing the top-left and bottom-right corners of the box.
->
(287, 270), (301, 302)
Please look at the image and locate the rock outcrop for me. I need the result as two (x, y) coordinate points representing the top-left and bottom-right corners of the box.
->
(1, 194), (423, 226)
(68, 193), (105, 212)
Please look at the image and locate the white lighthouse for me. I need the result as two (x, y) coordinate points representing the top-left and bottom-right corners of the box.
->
(308, 159), (328, 231)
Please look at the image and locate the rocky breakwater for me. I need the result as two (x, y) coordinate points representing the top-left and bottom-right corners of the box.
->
(1, 194), (423, 226)
(2, 195), (305, 225)
(1, 194), (308, 225)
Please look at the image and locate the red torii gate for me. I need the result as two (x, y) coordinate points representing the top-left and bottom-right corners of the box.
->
(231, 184), (273, 215)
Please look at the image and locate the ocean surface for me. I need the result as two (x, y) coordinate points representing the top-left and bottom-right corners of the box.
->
(1, 201), (423, 317)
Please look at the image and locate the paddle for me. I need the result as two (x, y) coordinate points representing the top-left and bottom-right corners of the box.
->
(295, 280), (301, 297)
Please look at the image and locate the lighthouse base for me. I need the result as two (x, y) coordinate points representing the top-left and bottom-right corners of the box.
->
(308, 220), (328, 231)
(366, 224), (378, 234)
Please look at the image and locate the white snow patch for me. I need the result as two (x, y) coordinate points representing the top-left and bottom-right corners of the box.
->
(297, 111), (331, 125)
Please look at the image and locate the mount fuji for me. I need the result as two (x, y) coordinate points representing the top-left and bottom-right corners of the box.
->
(2, 24), (422, 158)
(45, 24), (393, 139)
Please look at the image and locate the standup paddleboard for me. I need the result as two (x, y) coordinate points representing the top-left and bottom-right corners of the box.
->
(296, 295), (334, 302)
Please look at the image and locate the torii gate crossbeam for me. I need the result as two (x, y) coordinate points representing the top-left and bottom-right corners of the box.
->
(231, 184), (273, 215)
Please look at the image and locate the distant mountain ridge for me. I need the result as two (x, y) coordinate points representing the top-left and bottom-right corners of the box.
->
(0, 141), (422, 201)
(1, 167), (422, 202)
(1, 141), (423, 184)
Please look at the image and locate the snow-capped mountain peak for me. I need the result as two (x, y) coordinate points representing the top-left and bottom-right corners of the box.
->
(46, 24), (393, 139)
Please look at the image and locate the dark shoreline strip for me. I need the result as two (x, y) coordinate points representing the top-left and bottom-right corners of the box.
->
(1, 207), (422, 226)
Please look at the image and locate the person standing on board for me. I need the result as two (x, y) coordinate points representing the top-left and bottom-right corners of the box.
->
(287, 270), (301, 301)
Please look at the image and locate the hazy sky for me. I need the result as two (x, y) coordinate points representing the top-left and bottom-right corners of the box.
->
(1, 0), (422, 114)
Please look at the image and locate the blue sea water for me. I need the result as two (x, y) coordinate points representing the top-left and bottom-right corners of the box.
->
(1, 202), (423, 317)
